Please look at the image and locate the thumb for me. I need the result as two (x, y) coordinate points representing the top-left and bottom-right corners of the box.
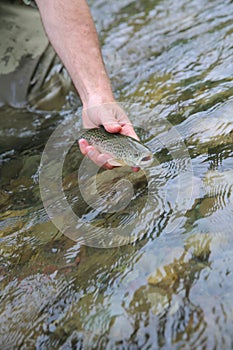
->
(102, 120), (122, 134)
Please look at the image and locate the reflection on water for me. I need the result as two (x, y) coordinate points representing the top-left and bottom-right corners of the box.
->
(1, 0), (233, 348)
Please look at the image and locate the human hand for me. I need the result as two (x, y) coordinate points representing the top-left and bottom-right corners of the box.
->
(78, 102), (140, 171)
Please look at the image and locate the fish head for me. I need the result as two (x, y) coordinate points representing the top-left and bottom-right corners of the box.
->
(137, 151), (154, 167)
(126, 150), (154, 168)
(122, 141), (154, 168)
(107, 150), (153, 168)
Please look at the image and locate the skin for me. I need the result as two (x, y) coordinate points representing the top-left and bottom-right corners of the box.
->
(35, 0), (139, 171)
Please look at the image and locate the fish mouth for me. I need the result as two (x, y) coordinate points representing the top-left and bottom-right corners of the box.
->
(138, 152), (153, 167)
(127, 153), (153, 168)
(141, 155), (152, 162)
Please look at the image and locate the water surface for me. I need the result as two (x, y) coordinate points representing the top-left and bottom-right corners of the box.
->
(1, 0), (233, 348)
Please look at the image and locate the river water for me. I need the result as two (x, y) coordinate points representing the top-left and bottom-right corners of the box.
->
(1, 0), (233, 349)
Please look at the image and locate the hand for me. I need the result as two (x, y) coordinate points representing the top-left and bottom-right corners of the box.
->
(78, 102), (140, 171)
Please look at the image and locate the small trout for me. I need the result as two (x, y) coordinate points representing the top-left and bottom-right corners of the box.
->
(78, 127), (153, 167)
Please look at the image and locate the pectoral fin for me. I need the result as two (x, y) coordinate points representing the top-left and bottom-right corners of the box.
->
(108, 158), (126, 166)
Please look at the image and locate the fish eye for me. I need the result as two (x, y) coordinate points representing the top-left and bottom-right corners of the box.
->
(141, 155), (152, 162)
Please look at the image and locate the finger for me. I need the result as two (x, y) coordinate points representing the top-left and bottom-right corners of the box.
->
(132, 166), (140, 172)
(102, 122), (122, 134)
(120, 124), (140, 140)
(78, 139), (114, 169)
(86, 147), (114, 169)
(97, 154), (114, 170)
(78, 138), (89, 155)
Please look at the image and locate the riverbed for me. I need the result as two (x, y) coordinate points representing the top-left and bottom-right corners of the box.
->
(1, 0), (233, 348)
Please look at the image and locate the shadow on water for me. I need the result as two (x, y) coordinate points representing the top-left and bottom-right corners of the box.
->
(1, 0), (233, 349)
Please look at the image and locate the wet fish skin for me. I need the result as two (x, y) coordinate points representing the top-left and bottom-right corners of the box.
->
(77, 127), (153, 167)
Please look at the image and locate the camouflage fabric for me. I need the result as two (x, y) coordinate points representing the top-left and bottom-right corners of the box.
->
(0, 1), (74, 109)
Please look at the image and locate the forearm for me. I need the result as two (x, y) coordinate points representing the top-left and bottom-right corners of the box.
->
(35, 0), (115, 108)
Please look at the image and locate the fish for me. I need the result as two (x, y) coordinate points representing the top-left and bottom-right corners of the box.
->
(77, 126), (153, 167)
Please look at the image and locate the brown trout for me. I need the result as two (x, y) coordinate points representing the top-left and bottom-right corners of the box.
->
(78, 127), (153, 167)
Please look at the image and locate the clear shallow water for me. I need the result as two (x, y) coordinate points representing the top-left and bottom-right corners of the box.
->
(1, 0), (233, 348)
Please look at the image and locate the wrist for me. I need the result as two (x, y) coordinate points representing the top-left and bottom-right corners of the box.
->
(82, 91), (116, 110)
